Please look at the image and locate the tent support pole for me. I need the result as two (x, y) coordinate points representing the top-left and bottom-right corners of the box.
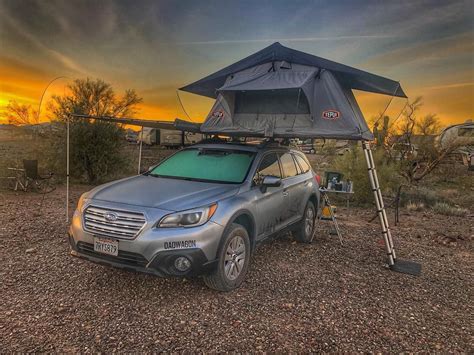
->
(138, 126), (143, 174)
(362, 141), (396, 266)
(66, 114), (70, 222)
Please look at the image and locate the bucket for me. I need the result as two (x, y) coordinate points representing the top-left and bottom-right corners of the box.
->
(321, 205), (336, 220)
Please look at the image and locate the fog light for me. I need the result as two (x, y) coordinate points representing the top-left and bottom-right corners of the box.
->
(174, 256), (191, 272)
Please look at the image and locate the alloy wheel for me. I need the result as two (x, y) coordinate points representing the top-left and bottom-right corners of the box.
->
(224, 235), (246, 281)
(305, 206), (315, 237)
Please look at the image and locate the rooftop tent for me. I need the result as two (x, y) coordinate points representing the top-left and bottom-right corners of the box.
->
(180, 42), (407, 141)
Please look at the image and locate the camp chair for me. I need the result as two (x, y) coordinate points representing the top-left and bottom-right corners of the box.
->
(23, 160), (54, 193)
(7, 160), (54, 193)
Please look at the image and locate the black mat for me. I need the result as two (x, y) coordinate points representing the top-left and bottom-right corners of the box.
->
(389, 259), (422, 276)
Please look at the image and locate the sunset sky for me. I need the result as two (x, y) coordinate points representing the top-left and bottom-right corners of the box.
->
(0, 0), (473, 126)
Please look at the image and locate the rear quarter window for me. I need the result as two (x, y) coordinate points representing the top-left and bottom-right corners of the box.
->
(294, 154), (311, 173)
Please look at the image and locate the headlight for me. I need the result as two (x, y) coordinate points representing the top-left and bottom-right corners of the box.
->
(158, 203), (218, 228)
(76, 193), (89, 211)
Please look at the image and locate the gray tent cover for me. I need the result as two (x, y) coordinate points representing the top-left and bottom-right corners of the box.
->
(180, 42), (407, 140)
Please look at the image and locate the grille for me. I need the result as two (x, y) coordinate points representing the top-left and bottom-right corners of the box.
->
(77, 242), (148, 267)
(83, 205), (146, 239)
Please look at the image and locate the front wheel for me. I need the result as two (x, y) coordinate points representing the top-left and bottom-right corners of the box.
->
(203, 223), (251, 292)
(294, 200), (317, 243)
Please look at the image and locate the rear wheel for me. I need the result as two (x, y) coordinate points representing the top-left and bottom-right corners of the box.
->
(294, 200), (316, 243)
(203, 223), (251, 292)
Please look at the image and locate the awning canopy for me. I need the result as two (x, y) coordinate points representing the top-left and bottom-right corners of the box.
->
(180, 42), (406, 98)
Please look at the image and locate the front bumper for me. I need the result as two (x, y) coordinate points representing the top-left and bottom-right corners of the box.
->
(69, 234), (217, 277)
(69, 202), (224, 277)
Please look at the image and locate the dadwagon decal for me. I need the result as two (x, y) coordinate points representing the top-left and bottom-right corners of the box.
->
(322, 110), (341, 120)
(164, 240), (197, 249)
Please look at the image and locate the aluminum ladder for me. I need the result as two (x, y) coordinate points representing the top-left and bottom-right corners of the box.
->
(362, 141), (397, 266)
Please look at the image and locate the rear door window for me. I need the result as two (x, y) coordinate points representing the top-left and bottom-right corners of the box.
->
(279, 153), (298, 178)
(253, 153), (281, 185)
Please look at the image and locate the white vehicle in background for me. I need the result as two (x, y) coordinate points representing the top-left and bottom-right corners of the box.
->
(138, 127), (203, 148)
(436, 121), (473, 169)
(125, 129), (138, 143)
(298, 139), (316, 154)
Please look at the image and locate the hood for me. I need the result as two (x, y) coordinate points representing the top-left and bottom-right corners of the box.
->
(88, 175), (240, 211)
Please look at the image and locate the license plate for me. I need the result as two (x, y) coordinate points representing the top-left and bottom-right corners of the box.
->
(94, 237), (118, 256)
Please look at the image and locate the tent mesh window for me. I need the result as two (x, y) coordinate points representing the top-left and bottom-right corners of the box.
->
(234, 89), (310, 114)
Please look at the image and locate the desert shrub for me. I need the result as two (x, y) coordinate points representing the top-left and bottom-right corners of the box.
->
(400, 186), (444, 207)
(48, 120), (128, 183)
(332, 146), (402, 204)
(46, 78), (141, 184)
(432, 202), (468, 217)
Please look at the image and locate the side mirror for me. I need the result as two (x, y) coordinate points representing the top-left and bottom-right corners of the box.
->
(260, 176), (281, 192)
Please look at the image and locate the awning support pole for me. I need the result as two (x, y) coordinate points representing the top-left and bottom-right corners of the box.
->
(137, 126), (143, 174)
(66, 114), (70, 222)
(362, 141), (396, 266)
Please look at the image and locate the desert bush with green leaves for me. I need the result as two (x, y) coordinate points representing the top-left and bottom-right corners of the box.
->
(332, 146), (402, 204)
(47, 78), (142, 184)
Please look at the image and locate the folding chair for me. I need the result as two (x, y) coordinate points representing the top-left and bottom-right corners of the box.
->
(6, 160), (54, 193)
(22, 160), (54, 193)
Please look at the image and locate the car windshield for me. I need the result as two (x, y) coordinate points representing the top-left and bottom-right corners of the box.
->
(149, 148), (256, 184)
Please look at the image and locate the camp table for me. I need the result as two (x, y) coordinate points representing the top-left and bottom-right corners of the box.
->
(317, 188), (354, 245)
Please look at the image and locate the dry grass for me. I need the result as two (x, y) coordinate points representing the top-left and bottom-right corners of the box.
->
(406, 201), (425, 212)
(432, 202), (469, 217)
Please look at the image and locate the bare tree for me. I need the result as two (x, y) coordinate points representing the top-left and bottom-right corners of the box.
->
(397, 96), (423, 140)
(415, 113), (441, 135)
(370, 97), (462, 184)
(5, 101), (39, 126)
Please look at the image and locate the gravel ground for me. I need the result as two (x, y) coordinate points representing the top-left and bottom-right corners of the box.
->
(1, 186), (472, 352)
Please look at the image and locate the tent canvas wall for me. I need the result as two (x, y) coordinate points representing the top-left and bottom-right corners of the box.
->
(199, 61), (373, 140)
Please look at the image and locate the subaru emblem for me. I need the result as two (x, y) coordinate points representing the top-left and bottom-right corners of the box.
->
(104, 212), (118, 222)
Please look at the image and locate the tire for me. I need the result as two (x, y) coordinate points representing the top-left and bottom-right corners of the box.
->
(293, 200), (317, 243)
(203, 223), (251, 292)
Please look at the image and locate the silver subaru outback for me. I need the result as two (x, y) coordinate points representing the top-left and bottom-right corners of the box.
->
(69, 141), (320, 291)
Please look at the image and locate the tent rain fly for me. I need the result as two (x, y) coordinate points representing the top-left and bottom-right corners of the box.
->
(180, 42), (406, 141)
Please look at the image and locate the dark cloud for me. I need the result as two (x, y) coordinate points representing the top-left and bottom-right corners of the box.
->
(0, 0), (472, 123)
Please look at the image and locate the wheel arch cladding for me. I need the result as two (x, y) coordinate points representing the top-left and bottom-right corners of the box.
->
(309, 193), (319, 211)
(232, 212), (256, 250)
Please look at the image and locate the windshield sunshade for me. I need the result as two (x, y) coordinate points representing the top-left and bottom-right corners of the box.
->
(150, 149), (255, 183)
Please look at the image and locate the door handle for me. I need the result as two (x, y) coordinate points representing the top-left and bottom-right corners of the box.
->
(282, 190), (289, 197)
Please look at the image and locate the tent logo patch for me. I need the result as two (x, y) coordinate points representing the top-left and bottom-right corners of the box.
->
(212, 110), (225, 120)
(322, 110), (340, 120)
